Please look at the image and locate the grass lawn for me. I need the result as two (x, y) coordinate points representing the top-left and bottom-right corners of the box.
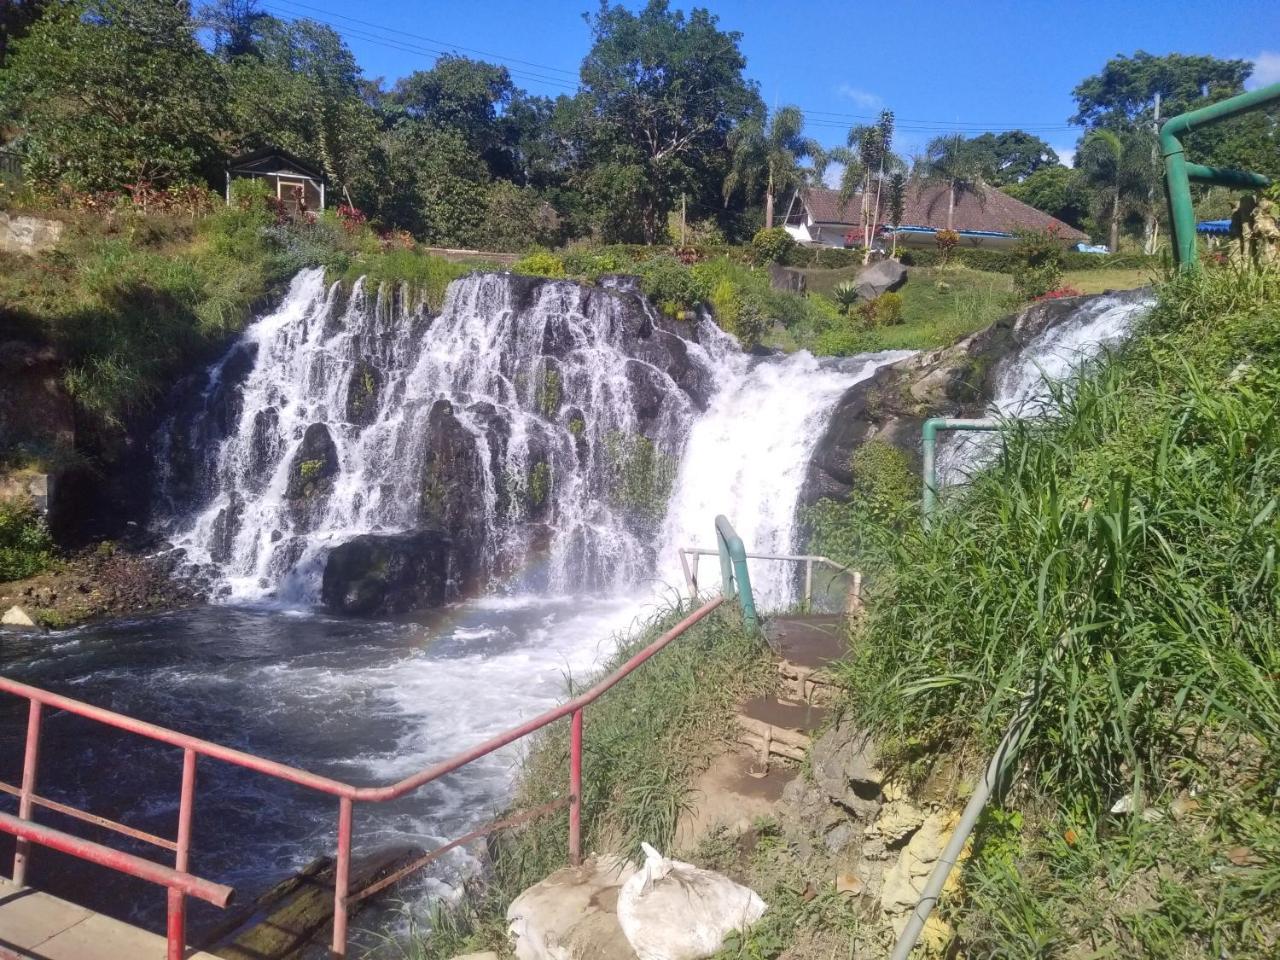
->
(1061, 266), (1158, 294)
(797, 264), (1017, 354)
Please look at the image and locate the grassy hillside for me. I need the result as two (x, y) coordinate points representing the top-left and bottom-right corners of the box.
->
(825, 262), (1280, 956)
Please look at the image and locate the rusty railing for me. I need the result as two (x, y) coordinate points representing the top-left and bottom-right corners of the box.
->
(0, 596), (725, 958)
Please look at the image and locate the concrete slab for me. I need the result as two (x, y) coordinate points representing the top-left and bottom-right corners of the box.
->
(0, 878), (222, 960)
(766, 615), (847, 670)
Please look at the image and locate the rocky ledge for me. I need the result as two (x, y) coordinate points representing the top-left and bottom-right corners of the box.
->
(0, 544), (205, 631)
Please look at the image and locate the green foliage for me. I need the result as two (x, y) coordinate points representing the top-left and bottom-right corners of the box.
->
(873, 290), (903, 325)
(1011, 228), (1066, 300)
(3, 0), (226, 190)
(528, 461), (551, 507)
(844, 264), (1280, 818)
(899, 246), (1156, 273)
(830, 280), (859, 314)
(722, 104), (824, 227)
(604, 432), (678, 527)
(336, 248), (471, 312)
(480, 181), (560, 252)
(0, 497), (53, 582)
(749, 226), (796, 265)
(962, 130), (1060, 185)
(298, 459), (323, 481)
(511, 248), (566, 278)
(805, 440), (916, 571)
(638, 255), (706, 316)
(1004, 165), (1092, 231)
(536, 367), (561, 417)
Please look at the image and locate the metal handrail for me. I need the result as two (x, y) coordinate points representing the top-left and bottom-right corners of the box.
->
(679, 545), (861, 610)
(0, 594), (727, 957)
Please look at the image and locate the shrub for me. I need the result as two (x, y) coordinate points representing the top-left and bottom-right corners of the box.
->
(511, 249), (567, 279)
(0, 498), (54, 582)
(813, 247), (863, 269)
(637, 255), (707, 316)
(873, 290), (904, 325)
(560, 247), (629, 280)
(1011, 228), (1066, 300)
(934, 228), (960, 265)
(831, 280), (860, 314)
(750, 226), (796, 265)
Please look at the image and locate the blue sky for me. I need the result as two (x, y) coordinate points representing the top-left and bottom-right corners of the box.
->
(262, 0), (1280, 166)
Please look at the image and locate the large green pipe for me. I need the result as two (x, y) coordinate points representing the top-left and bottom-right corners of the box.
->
(1161, 81), (1280, 267)
(921, 418), (998, 521)
(714, 514), (758, 629)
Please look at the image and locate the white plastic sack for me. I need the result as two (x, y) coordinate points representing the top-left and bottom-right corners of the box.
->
(616, 842), (767, 960)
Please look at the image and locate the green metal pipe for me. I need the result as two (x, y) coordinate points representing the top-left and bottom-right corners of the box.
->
(1161, 81), (1280, 268)
(921, 418), (998, 522)
(714, 515), (757, 630)
(1185, 163), (1270, 190)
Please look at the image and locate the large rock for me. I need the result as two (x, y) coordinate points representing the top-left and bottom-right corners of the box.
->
(320, 531), (452, 616)
(810, 719), (885, 818)
(854, 259), (908, 301)
(2, 606), (40, 629)
(801, 287), (1153, 507)
(0, 212), (64, 256)
(421, 399), (487, 591)
(285, 423), (339, 502)
(508, 856), (638, 960)
(767, 263), (806, 294)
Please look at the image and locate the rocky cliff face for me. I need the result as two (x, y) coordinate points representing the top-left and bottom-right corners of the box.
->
(802, 288), (1154, 507)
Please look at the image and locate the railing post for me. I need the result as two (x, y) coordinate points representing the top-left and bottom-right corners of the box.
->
(13, 700), (42, 886)
(804, 559), (813, 609)
(332, 797), (353, 957)
(568, 708), (583, 867)
(167, 748), (197, 960)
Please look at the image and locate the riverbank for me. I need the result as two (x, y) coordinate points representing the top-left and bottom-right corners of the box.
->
(0, 541), (203, 629)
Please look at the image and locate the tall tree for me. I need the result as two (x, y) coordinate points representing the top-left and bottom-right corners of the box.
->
(1075, 128), (1154, 252)
(1071, 51), (1252, 130)
(201, 0), (269, 59)
(829, 111), (902, 256)
(722, 104), (823, 230)
(1003, 165), (1090, 230)
(2, 0), (226, 189)
(221, 15), (378, 198)
(0, 0), (48, 69)
(577, 0), (761, 242)
(885, 170), (907, 257)
(965, 130), (1059, 185)
(920, 133), (986, 231)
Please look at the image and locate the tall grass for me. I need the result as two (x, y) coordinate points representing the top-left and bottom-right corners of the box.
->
(845, 265), (1280, 809)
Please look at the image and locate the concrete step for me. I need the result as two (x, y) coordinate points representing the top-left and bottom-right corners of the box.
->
(736, 696), (828, 768)
(0, 878), (223, 960)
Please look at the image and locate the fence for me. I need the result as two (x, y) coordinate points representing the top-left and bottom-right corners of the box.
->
(0, 519), (770, 958)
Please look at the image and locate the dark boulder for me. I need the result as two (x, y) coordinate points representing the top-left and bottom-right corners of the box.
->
(345, 359), (382, 426)
(854, 260), (907, 301)
(285, 423), (339, 501)
(420, 399), (486, 591)
(768, 263), (807, 294)
(321, 531), (452, 616)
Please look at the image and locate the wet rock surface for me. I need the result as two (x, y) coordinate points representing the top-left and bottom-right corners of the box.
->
(320, 530), (453, 616)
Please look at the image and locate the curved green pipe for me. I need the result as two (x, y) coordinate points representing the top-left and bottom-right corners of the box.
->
(921, 417), (998, 522)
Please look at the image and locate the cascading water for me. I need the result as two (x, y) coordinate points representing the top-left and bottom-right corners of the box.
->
(937, 289), (1155, 485)
(658, 348), (912, 608)
(157, 269), (711, 604)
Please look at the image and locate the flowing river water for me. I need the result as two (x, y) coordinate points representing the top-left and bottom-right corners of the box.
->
(0, 272), (1150, 947)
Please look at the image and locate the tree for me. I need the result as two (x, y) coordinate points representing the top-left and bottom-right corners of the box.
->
(221, 15), (378, 200)
(1003, 166), (1090, 230)
(1075, 128), (1154, 252)
(885, 170), (907, 256)
(1071, 51), (1252, 130)
(576, 0), (761, 242)
(829, 111), (903, 259)
(0, 0), (49, 69)
(722, 105), (822, 229)
(920, 133), (986, 231)
(200, 0), (269, 59)
(964, 130), (1059, 185)
(2, 0), (226, 189)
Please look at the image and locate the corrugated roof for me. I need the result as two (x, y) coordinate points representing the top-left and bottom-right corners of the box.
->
(798, 182), (1088, 242)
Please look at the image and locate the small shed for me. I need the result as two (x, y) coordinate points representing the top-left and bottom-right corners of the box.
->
(225, 148), (327, 213)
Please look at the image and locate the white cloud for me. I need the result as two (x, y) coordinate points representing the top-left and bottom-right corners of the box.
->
(823, 162), (845, 190)
(1055, 146), (1077, 169)
(1247, 51), (1280, 89)
(836, 84), (882, 110)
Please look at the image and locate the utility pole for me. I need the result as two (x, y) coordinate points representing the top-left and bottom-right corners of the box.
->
(680, 193), (687, 246)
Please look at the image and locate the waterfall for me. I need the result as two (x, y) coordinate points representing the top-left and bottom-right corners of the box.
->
(156, 268), (914, 611)
(938, 289), (1155, 484)
(157, 269), (712, 603)
(657, 349), (912, 608)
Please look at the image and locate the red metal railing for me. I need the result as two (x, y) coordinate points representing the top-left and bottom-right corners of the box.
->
(0, 596), (724, 958)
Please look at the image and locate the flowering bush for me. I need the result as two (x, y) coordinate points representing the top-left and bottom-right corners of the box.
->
(934, 228), (960, 264)
(337, 204), (367, 234)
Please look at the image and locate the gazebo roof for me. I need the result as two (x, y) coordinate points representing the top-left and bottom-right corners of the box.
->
(227, 148), (327, 183)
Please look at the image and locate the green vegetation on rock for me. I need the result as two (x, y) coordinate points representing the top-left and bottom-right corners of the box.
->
(604, 432), (678, 526)
(0, 498), (54, 582)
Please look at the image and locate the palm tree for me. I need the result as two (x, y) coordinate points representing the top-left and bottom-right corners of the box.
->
(828, 114), (903, 259)
(921, 134), (985, 231)
(723, 105), (824, 230)
(1076, 128), (1155, 253)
